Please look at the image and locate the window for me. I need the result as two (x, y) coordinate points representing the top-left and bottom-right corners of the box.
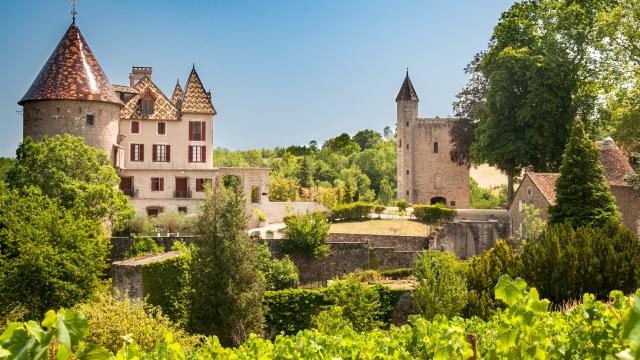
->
(152, 144), (170, 162)
(406, 144), (409, 149)
(405, 121), (409, 127)
(406, 170), (410, 175)
(527, 187), (533, 197)
(130, 143), (144, 162)
(86, 114), (94, 126)
(131, 121), (140, 134)
(196, 178), (212, 192)
(189, 145), (206, 163)
(189, 121), (206, 141)
(406, 190), (409, 196)
(434, 142), (439, 153)
(399, 139), (402, 148)
(178, 207), (187, 214)
(251, 186), (260, 203)
(450, 201), (456, 208)
(146, 207), (161, 217)
(151, 177), (164, 191)
(157, 122), (166, 135)
(141, 94), (154, 115)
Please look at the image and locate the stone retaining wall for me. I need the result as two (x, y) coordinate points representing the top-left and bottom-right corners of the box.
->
(111, 251), (182, 299)
(327, 233), (427, 252)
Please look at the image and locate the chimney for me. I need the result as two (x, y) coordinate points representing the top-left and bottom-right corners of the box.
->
(129, 66), (152, 87)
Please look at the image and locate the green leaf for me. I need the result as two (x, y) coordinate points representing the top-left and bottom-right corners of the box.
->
(494, 275), (527, 307)
(76, 343), (112, 360)
(61, 310), (88, 347)
(56, 343), (70, 360)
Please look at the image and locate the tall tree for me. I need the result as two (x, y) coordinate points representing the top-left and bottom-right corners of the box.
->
(352, 129), (382, 151)
(549, 119), (619, 227)
(189, 186), (264, 345)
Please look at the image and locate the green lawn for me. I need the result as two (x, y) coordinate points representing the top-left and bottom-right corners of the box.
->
(329, 219), (433, 236)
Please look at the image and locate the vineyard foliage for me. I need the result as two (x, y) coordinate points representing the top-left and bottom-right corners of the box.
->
(5, 276), (640, 359)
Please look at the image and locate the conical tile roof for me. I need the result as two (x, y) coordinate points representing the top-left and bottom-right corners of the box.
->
(181, 67), (216, 114)
(395, 71), (419, 102)
(19, 23), (120, 106)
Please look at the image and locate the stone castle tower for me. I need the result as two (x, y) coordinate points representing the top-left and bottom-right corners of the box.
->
(18, 21), (122, 164)
(395, 72), (470, 208)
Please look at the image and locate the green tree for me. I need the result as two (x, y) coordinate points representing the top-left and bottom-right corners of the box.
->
(0, 187), (108, 320)
(189, 186), (264, 345)
(0, 157), (15, 182)
(549, 119), (619, 227)
(281, 212), (330, 258)
(377, 177), (395, 205)
(352, 129), (382, 151)
(322, 275), (383, 332)
(412, 251), (467, 320)
(268, 173), (299, 201)
(298, 156), (315, 189)
(7, 135), (134, 233)
(258, 244), (299, 290)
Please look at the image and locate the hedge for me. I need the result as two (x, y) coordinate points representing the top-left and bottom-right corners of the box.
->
(413, 203), (457, 224)
(263, 286), (407, 335)
(330, 202), (375, 221)
(141, 253), (191, 327)
(380, 268), (414, 279)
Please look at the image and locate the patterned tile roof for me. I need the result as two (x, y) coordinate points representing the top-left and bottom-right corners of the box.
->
(395, 71), (419, 102)
(112, 84), (139, 94)
(120, 76), (179, 120)
(181, 67), (216, 114)
(170, 80), (183, 106)
(19, 24), (121, 106)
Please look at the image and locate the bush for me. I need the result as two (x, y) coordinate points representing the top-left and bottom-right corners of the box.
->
(152, 211), (190, 233)
(323, 275), (383, 332)
(263, 289), (328, 335)
(396, 199), (409, 212)
(470, 178), (506, 209)
(412, 251), (467, 320)
(521, 220), (640, 303)
(73, 293), (200, 353)
(330, 202), (375, 221)
(464, 241), (522, 319)
(281, 211), (330, 258)
(373, 204), (386, 218)
(413, 203), (457, 224)
(258, 243), (299, 290)
(125, 215), (154, 235)
(124, 236), (164, 259)
(141, 252), (192, 327)
(380, 268), (414, 279)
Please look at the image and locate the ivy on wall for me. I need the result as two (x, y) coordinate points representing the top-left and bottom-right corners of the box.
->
(141, 253), (192, 327)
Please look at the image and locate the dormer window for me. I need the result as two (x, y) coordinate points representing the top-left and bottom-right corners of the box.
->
(141, 93), (154, 115)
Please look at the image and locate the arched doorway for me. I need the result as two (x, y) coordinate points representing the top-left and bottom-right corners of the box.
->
(430, 197), (447, 205)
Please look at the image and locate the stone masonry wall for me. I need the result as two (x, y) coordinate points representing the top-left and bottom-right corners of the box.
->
(431, 220), (510, 259)
(111, 251), (182, 299)
(327, 233), (427, 251)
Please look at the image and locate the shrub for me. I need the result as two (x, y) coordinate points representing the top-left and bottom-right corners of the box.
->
(470, 178), (506, 209)
(125, 215), (154, 235)
(258, 243), (299, 290)
(330, 202), (375, 221)
(323, 275), (383, 332)
(74, 293), (200, 353)
(373, 204), (386, 218)
(396, 199), (409, 212)
(123, 236), (164, 259)
(281, 211), (330, 258)
(254, 209), (267, 222)
(312, 306), (354, 335)
(464, 241), (522, 319)
(380, 268), (414, 279)
(413, 203), (457, 224)
(412, 251), (467, 320)
(263, 289), (328, 335)
(521, 220), (640, 303)
(152, 211), (190, 233)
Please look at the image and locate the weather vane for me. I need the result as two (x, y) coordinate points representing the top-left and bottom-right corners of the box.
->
(70, 0), (78, 23)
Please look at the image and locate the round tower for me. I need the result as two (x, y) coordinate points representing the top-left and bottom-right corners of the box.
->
(395, 71), (419, 202)
(18, 21), (122, 161)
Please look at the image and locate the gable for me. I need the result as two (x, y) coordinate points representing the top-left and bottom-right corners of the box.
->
(120, 76), (179, 120)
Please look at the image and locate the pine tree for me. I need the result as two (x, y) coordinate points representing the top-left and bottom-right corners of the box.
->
(298, 156), (314, 189)
(189, 186), (264, 345)
(549, 119), (619, 227)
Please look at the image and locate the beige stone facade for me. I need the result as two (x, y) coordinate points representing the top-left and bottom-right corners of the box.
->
(395, 74), (470, 208)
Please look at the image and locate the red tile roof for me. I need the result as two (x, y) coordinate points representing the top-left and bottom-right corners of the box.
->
(527, 172), (560, 205)
(19, 24), (120, 106)
(181, 67), (216, 114)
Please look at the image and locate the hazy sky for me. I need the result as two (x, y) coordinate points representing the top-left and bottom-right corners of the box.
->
(0, 0), (513, 156)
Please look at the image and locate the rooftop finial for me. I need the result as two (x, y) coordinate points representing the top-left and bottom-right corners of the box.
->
(192, 63), (195, 71)
(406, 67), (409, 77)
(70, 0), (78, 24)
(176, 78), (180, 85)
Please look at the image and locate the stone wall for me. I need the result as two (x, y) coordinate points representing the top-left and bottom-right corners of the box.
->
(431, 219), (510, 259)
(327, 233), (427, 251)
(111, 251), (182, 299)
(612, 186), (640, 236)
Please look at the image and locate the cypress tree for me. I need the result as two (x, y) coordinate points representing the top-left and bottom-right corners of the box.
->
(189, 186), (264, 346)
(549, 119), (619, 227)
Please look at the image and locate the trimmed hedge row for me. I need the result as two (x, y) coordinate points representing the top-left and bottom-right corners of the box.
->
(141, 253), (191, 327)
(380, 268), (414, 279)
(263, 286), (406, 335)
(330, 202), (375, 221)
(413, 203), (457, 223)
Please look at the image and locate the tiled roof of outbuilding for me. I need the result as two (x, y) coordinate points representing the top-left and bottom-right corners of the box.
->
(19, 23), (121, 106)
(598, 140), (635, 186)
(527, 172), (560, 205)
(181, 67), (216, 114)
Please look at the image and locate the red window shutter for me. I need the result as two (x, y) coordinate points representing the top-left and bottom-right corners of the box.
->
(140, 144), (144, 162)
(166, 145), (171, 162)
(151, 178), (156, 191)
(152, 145), (157, 162)
(158, 122), (165, 134)
(188, 146), (193, 162)
(130, 144), (135, 161)
(160, 178), (164, 191)
(188, 122), (194, 141)
(132, 121), (139, 133)
(202, 146), (206, 163)
(201, 122), (206, 141)
(196, 178), (202, 192)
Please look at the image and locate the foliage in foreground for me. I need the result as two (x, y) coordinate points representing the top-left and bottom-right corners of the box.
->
(7, 276), (640, 359)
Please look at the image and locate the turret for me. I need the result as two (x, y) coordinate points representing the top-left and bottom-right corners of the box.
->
(18, 21), (122, 163)
(396, 71), (419, 202)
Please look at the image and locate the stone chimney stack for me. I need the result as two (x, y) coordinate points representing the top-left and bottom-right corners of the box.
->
(129, 66), (152, 87)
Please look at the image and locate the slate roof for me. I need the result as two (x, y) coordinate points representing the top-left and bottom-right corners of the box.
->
(120, 76), (179, 120)
(395, 71), (419, 102)
(19, 23), (121, 106)
(181, 67), (216, 114)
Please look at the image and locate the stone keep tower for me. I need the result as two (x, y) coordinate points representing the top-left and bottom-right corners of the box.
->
(18, 21), (122, 163)
(395, 72), (470, 208)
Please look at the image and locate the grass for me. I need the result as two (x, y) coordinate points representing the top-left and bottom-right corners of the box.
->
(329, 219), (433, 236)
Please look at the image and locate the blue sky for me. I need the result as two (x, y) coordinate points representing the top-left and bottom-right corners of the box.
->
(0, 0), (513, 156)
